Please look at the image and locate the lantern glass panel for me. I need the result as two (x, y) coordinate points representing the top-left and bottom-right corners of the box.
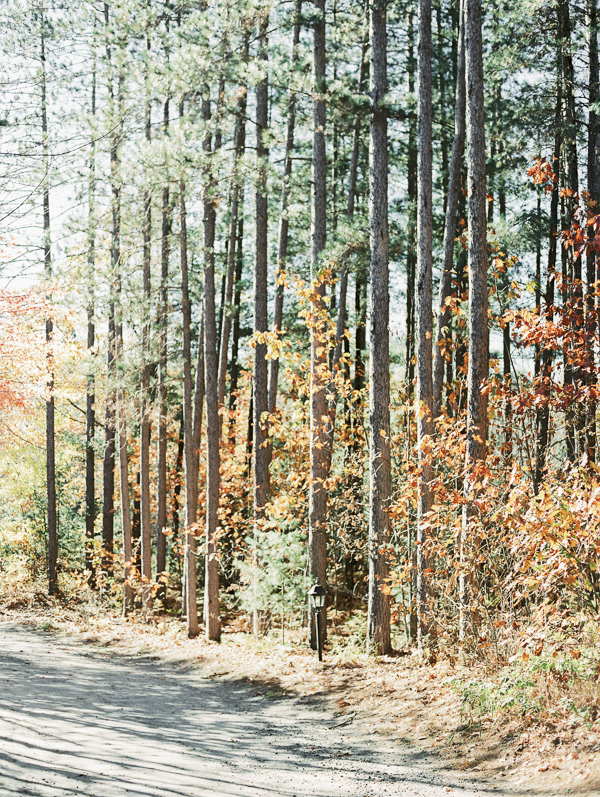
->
(309, 585), (326, 609)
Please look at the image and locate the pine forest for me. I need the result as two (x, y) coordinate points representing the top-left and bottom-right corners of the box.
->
(2, 0), (600, 784)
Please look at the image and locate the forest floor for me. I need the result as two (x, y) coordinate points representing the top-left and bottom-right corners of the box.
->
(0, 593), (599, 795)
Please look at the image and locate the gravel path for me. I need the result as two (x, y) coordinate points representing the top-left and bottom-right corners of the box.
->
(0, 623), (504, 796)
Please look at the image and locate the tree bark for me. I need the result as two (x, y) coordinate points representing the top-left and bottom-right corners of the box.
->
(40, 11), (57, 597)
(85, 35), (97, 587)
(587, 0), (599, 463)
(252, 10), (271, 636)
(460, 0), (488, 644)
(156, 97), (171, 582)
(202, 87), (221, 643)
(139, 27), (153, 612)
(416, 0), (435, 645)
(101, 2), (119, 579)
(179, 116), (199, 637)
(308, 0), (328, 651)
(406, 7), (417, 400)
(367, 1), (392, 657)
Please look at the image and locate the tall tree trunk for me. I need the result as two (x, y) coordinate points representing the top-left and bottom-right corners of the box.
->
(308, 0), (328, 651)
(102, 2), (119, 579)
(40, 12), (57, 596)
(202, 87), (221, 643)
(587, 0), (599, 463)
(416, 0), (435, 644)
(460, 0), (488, 644)
(85, 35), (97, 586)
(139, 27), (153, 611)
(268, 1), (303, 414)
(179, 101), (198, 637)
(252, 10), (271, 636)
(110, 49), (129, 611)
(406, 7), (417, 399)
(367, 1), (392, 656)
(433, 0), (465, 420)
(156, 96), (171, 582)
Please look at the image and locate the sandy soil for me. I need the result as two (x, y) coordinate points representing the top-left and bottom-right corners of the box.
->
(0, 622), (505, 797)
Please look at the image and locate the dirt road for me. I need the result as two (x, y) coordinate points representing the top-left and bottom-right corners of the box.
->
(0, 623), (504, 796)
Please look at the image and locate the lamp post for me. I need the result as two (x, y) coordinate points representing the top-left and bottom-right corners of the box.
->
(308, 583), (326, 662)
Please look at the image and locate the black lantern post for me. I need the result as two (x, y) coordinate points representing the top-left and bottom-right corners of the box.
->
(308, 583), (327, 661)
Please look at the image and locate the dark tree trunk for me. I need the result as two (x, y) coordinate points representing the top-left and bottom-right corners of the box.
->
(367, 1), (392, 656)
(100, 24), (130, 611)
(308, 0), (329, 651)
(460, 0), (488, 644)
(157, 24), (172, 586)
(406, 8), (417, 399)
(139, 28), (153, 610)
(156, 98), (171, 581)
(101, 2), (119, 579)
(179, 105), (199, 636)
(85, 37), (97, 587)
(41, 13), (57, 596)
(252, 10), (271, 636)
(587, 0), (599, 463)
(202, 88), (221, 643)
(416, 0), (435, 644)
